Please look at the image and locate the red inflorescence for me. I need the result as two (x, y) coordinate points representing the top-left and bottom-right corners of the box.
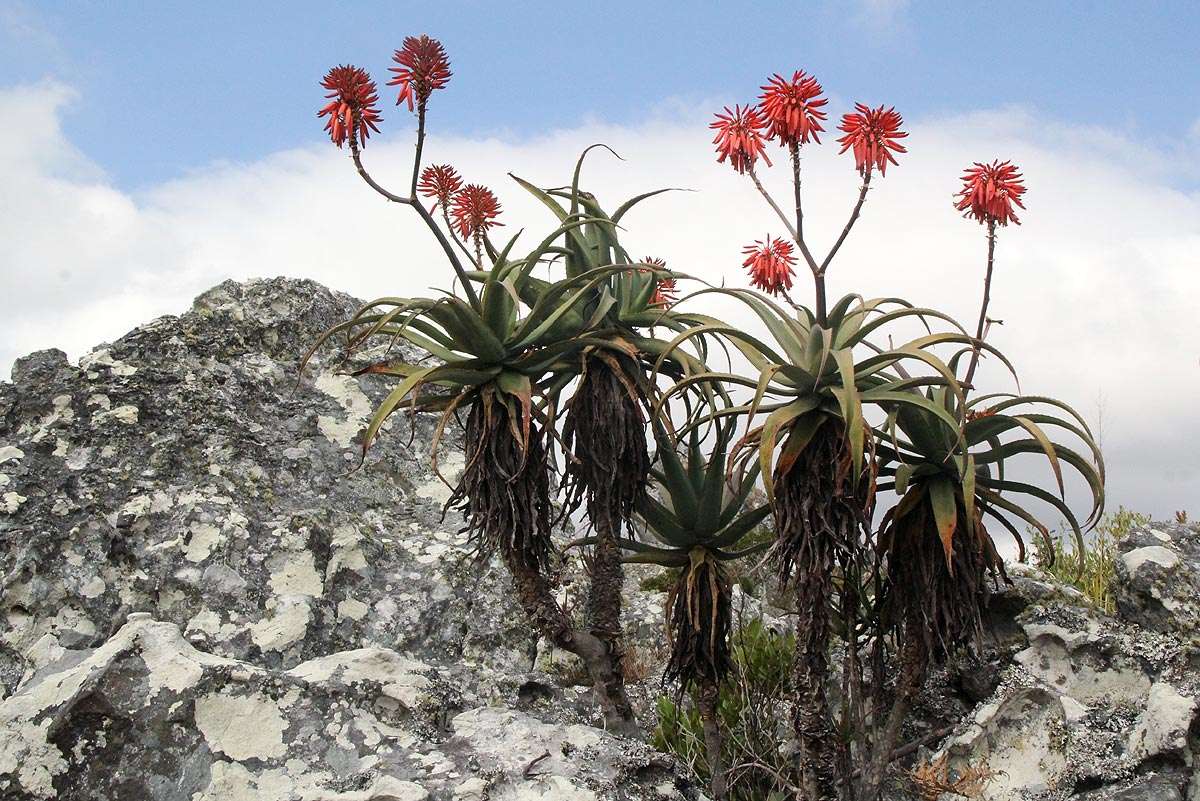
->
(836, 103), (908, 176)
(742, 236), (797, 296)
(641, 258), (677, 307)
(711, 105), (773, 174)
(417, 164), (464, 212)
(388, 35), (452, 111)
(317, 65), (382, 148)
(954, 160), (1027, 226)
(450, 184), (503, 240)
(759, 71), (828, 148)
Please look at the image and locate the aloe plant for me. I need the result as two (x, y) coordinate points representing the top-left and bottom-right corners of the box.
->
(655, 288), (984, 798)
(584, 419), (769, 798)
(495, 146), (725, 733)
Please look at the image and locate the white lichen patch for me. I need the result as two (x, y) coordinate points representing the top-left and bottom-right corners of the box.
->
(328, 524), (368, 576)
(267, 550), (324, 597)
(414, 452), (464, 505)
(337, 598), (369, 621)
(1121, 545), (1180, 574)
(315, 372), (373, 448)
(194, 690), (288, 761)
(2, 492), (27, 514)
(79, 576), (106, 599)
(250, 597), (311, 652)
(93, 404), (140, 426)
(1015, 623), (1151, 705)
(288, 648), (431, 709)
(0, 445), (25, 464)
(494, 776), (597, 801)
(186, 609), (223, 638)
(79, 348), (138, 377)
(1128, 682), (1196, 761)
(185, 522), (225, 563)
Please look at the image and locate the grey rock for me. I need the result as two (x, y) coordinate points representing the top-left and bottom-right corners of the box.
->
(1113, 522), (1200, 636)
(1071, 772), (1187, 800)
(0, 618), (694, 800)
(0, 278), (695, 799)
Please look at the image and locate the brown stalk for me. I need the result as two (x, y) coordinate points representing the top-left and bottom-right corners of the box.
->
(347, 113), (480, 309)
(963, 219), (998, 391)
(818, 169), (872, 277)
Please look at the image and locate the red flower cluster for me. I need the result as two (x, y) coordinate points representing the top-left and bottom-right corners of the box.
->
(742, 237), (796, 296)
(641, 258), (677, 307)
(317, 65), (382, 148)
(954, 160), (1027, 226)
(451, 184), (504, 240)
(759, 71), (828, 147)
(711, 105), (772, 174)
(836, 103), (907, 176)
(388, 35), (452, 111)
(417, 164), (463, 212)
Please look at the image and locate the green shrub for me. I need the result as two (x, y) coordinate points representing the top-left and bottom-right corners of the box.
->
(639, 569), (680, 594)
(1034, 507), (1149, 613)
(652, 618), (796, 800)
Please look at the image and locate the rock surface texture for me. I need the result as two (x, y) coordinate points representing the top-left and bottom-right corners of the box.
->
(0, 278), (1197, 800)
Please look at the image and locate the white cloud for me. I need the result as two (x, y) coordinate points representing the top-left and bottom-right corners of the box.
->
(2, 82), (1198, 521)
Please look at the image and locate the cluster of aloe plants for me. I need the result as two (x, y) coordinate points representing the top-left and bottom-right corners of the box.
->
(305, 38), (1103, 801)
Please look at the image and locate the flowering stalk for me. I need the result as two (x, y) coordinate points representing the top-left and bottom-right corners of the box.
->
(345, 125), (480, 308)
(819, 168), (872, 276)
(956, 160), (1026, 390)
(963, 219), (997, 390)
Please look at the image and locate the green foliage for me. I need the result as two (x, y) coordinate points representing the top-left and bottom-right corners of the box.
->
(1035, 507), (1149, 613)
(639, 569), (680, 593)
(653, 619), (796, 801)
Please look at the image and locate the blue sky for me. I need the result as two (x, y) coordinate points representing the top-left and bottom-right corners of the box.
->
(4, 1), (1199, 189)
(1, 2), (1199, 518)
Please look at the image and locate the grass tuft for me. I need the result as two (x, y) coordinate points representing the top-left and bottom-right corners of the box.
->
(1033, 507), (1150, 614)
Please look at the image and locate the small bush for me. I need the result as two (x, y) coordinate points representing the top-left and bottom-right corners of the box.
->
(1034, 507), (1149, 613)
(652, 618), (797, 800)
(639, 569), (680, 593)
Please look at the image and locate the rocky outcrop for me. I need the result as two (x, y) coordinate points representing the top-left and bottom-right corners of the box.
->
(925, 551), (1200, 801)
(0, 617), (682, 800)
(1113, 522), (1200, 636)
(1, 277), (1197, 800)
(0, 278), (692, 800)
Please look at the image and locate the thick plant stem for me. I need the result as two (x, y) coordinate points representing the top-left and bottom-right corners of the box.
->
(774, 423), (862, 801)
(963, 219), (998, 391)
(502, 549), (639, 736)
(564, 353), (649, 737)
(698, 680), (727, 799)
(587, 503), (638, 732)
(858, 617), (927, 801)
(791, 542), (838, 801)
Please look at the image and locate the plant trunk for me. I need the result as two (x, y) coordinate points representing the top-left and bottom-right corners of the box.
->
(502, 548), (640, 736)
(564, 351), (650, 736)
(858, 614), (928, 801)
(791, 542), (838, 801)
(587, 501), (637, 728)
(452, 391), (637, 736)
(698, 679), (727, 799)
(773, 421), (866, 801)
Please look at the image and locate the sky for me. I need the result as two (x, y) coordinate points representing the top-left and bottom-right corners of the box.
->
(1, 1), (1198, 522)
